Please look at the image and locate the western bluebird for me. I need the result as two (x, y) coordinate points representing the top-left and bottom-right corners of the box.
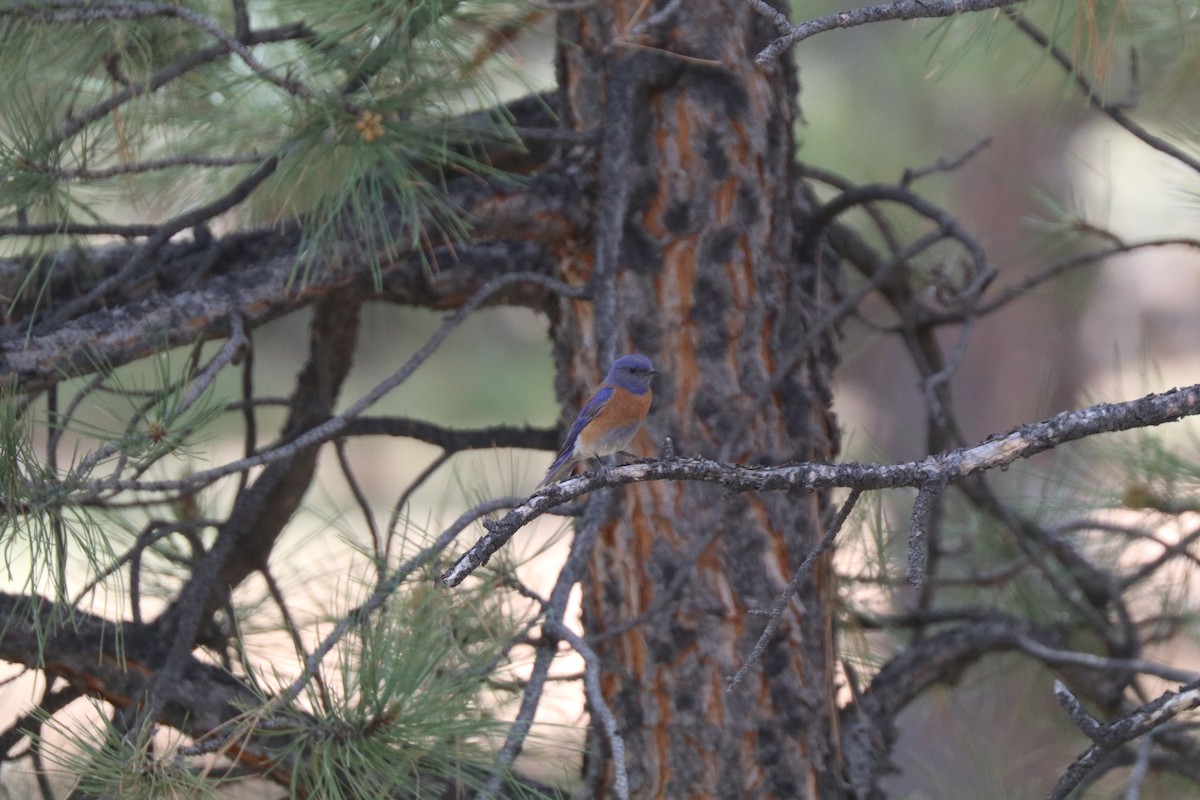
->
(538, 354), (658, 488)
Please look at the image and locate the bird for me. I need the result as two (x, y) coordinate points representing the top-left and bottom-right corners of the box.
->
(538, 353), (658, 488)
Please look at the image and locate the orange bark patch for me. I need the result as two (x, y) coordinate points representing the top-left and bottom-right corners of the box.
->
(653, 672), (673, 794)
(729, 235), (756, 303)
(713, 176), (737, 222)
(674, 97), (694, 168)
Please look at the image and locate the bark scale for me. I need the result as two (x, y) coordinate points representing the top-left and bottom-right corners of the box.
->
(553, 2), (843, 796)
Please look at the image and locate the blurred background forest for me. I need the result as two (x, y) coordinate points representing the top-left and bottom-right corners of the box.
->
(797, 9), (1200, 793)
(4, 1), (1200, 797)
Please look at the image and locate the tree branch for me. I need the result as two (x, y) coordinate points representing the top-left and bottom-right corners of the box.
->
(749, 0), (1030, 65)
(6, 0), (314, 99)
(340, 417), (558, 453)
(54, 271), (585, 502)
(1008, 10), (1200, 177)
(476, 492), (611, 800)
(1050, 679), (1200, 800)
(543, 620), (629, 800)
(443, 382), (1200, 586)
(0, 591), (561, 798)
(0, 192), (569, 392)
(726, 488), (862, 691)
(141, 295), (362, 733)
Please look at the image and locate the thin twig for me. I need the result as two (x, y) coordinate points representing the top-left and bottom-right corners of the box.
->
(236, 334), (257, 496)
(8, 1), (314, 100)
(70, 273), (584, 497)
(383, 451), (454, 565)
(476, 492), (614, 800)
(177, 314), (248, 416)
(70, 517), (218, 610)
(281, 496), (524, 704)
(726, 489), (862, 690)
(1124, 731), (1154, 800)
(341, 418), (557, 453)
(749, 0), (1030, 65)
(261, 565), (332, 711)
(799, 182), (988, 279)
(901, 137), (993, 186)
(544, 620), (629, 800)
(1008, 10), (1200, 176)
(25, 152), (266, 181)
(925, 238), (1200, 324)
(333, 439), (382, 568)
(1015, 638), (1198, 685)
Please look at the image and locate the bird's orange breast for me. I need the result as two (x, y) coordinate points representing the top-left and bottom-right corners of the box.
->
(574, 386), (652, 458)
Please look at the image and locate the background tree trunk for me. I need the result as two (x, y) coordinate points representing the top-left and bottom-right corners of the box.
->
(554, 2), (843, 796)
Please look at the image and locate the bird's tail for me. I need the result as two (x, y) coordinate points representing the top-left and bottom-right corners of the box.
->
(536, 454), (575, 489)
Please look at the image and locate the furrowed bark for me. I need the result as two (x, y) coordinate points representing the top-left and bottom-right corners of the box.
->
(554, 2), (842, 796)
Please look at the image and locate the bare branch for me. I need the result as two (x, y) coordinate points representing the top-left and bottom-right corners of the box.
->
(1008, 10), (1200, 177)
(341, 417), (558, 453)
(841, 615), (1200, 796)
(383, 451), (455, 565)
(67, 271), (584, 497)
(840, 613), (1043, 794)
(444, 382), (1200, 586)
(476, 493), (613, 800)
(901, 137), (993, 186)
(6, 0), (315, 100)
(1050, 679), (1200, 800)
(1125, 731), (1154, 800)
(31, 152), (267, 181)
(0, 195), (569, 392)
(924, 238), (1200, 324)
(1016, 638), (1199, 685)
(749, 0), (1030, 65)
(177, 313), (248, 416)
(333, 438), (382, 568)
(800, 182), (988, 281)
(544, 620), (629, 800)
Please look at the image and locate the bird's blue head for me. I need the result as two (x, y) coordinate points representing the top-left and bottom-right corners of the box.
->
(606, 354), (657, 394)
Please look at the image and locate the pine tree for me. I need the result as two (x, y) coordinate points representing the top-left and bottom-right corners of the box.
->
(1, 1), (1199, 798)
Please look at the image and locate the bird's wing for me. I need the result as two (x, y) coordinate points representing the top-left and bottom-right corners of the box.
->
(539, 386), (615, 488)
(555, 386), (613, 461)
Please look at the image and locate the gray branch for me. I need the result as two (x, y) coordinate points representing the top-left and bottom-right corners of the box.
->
(0, 186), (569, 392)
(1050, 679), (1200, 799)
(748, 0), (1030, 65)
(443, 382), (1200, 586)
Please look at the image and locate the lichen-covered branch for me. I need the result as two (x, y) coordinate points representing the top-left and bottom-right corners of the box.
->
(748, 0), (1030, 64)
(443, 382), (1200, 586)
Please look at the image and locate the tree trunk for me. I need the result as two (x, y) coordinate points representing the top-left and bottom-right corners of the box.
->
(553, 2), (843, 796)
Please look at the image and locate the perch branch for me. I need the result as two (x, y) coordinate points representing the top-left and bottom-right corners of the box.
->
(444, 382), (1200, 586)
